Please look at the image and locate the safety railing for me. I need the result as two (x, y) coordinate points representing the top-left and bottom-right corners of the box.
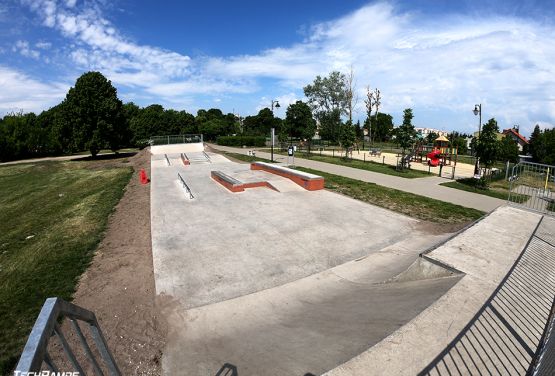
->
(202, 151), (211, 163)
(177, 172), (194, 199)
(15, 297), (120, 375)
(418, 216), (555, 375)
(150, 134), (203, 146)
(508, 161), (555, 216)
(164, 154), (171, 166)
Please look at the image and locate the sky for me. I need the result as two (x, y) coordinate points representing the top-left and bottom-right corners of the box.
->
(1, 0), (555, 136)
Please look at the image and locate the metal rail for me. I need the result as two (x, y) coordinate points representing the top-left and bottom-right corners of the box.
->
(508, 161), (554, 216)
(177, 172), (194, 199)
(15, 297), (120, 375)
(418, 216), (555, 375)
(164, 154), (171, 166)
(202, 151), (211, 163)
(150, 134), (203, 145)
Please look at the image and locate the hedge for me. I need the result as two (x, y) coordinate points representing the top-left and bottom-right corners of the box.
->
(217, 136), (266, 147)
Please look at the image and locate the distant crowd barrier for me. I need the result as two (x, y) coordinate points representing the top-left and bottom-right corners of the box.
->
(250, 162), (324, 191)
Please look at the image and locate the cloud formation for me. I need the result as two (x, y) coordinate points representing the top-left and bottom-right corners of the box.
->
(15, 1), (555, 133)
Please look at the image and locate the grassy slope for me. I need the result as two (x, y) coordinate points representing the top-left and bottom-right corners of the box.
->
(276, 151), (431, 179)
(0, 161), (132, 374)
(220, 151), (483, 223)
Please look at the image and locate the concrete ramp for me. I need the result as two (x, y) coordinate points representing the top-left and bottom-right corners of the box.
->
(325, 206), (545, 376)
(150, 142), (204, 155)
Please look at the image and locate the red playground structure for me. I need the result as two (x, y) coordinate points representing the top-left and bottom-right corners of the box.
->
(427, 149), (442, 167)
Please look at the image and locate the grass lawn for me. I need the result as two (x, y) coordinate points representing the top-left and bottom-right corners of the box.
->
(297, 167), (484, 223)
(0, 160), (132, 374)
(440, 179), (527, 202)
(221, 151), (276, 164)
(272, 150), (432, 179)
(219, 152), (484, 223)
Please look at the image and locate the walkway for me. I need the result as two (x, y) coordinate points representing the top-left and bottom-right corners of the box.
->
(209, 144), (505, 212)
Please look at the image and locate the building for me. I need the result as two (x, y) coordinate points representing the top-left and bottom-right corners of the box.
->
(415, 127), (449, 139)
(502, 127), (528, 152)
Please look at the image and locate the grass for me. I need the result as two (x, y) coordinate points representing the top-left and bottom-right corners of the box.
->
(220, 150), (484, 223)
(274, 150), (432, 179)
(440, 178), (528, 202)
(221, 151), (275, 164)
(296, 167), (484, 223)
(0, 160), (132, 374)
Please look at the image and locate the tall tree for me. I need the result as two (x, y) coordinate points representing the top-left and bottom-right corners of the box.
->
(475, 118), (500, 172)
(63, 71), (125, 156)
(528, 124), (542, 160)
(285, 101), (316, 151)
(397, 108), (416, 154)
(339, 120), (356, 158)
(498, 135), (519, 163)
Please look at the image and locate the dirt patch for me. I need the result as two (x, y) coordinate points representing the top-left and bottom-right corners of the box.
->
(68, 148), (166, 375)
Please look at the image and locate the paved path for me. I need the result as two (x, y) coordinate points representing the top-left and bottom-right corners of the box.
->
(209, 144), (505, 212)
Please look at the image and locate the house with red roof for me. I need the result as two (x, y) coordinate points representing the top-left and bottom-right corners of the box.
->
(502, 127), (528, 152)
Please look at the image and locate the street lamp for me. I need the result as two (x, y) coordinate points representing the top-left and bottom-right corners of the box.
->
(473, 104), (482, 177)
(270, 100), (280, 162)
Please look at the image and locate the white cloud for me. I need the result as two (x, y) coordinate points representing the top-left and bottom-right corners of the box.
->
(0, 66), (68, 114)
(12, 40), (40, 59)
(35, 41), (52, 49)
(16, 1), (555, 132)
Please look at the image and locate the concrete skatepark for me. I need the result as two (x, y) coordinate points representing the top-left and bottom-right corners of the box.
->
(150, 143), (554, 375)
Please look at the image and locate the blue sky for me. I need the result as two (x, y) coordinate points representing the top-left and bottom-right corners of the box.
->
(1, 0), (555, 136)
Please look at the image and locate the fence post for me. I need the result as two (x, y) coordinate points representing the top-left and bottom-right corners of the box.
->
(382, 156), (385, 165)
(505, 161), (510, 180)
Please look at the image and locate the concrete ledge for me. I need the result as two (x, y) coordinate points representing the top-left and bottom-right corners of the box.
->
(211, 170), (276, 193)
(251, 161), (324, 191)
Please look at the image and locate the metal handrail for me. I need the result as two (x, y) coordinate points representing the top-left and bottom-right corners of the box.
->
(528, 285), (555, 375)
(181, 152), (189, 161)
(177, 172), (194, 199)
(202, 151), (211, 163)
(150, 134), (203, 145)
(164, 154), (171, 166)
(15, 297), (120, 375)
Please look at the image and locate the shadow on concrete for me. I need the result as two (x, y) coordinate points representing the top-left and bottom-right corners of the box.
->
(215, 363), (238, 376)
(418, 215), (555, 375)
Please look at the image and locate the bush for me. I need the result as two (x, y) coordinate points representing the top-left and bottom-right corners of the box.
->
(217, 135), (266, 147)
(457, 177), (490, 190)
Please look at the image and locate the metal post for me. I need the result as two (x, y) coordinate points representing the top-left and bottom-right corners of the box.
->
(505, 161), (510, 180)
(271, 128), (275, 163)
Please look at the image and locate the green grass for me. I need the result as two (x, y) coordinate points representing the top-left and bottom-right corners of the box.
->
(275, 150), (432, 179)
(221, 151), (275, 164)
(295, 167), (484, 223)
(440, 179), (528, 202)
(0, 160), (132, 374)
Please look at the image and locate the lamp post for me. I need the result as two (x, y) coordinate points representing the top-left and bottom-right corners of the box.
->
(473, 104), (482, 177)
(270, 100), (280, 162)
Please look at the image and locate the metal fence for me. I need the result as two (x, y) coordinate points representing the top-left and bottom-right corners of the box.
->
(508, 161), (555, 216)
(418, 215), (555, 375)
(15, 297), (120, 375)
(150, 134), (203, 145)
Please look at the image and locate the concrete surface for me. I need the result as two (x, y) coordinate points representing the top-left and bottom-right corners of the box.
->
(324, 205), (543, 376)
(162, 232), (462, 376)
(209, 144), (505, 212)
(151, 151), (423, 309)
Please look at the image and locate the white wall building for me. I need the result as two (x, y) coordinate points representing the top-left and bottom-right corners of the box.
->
(415, 127), (449, 138)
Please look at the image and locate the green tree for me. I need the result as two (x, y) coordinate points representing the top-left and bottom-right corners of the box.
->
(498, 135), (519, 163)
(475, 118), (500, 172)
(304, 71), (348, 141)
(426, 132), (438, 145)
(284, 101), (316, 151)
(339, 121), (356, 158)
(528, 124), (542, 160)
(63, 71), (125, 156)
(396, 108), (416, 153)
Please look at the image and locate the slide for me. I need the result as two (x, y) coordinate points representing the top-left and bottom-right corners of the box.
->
(427, 150), (441, 167)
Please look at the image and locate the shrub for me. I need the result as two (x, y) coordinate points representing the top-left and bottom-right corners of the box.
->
(217, 136), (266, 147)
(457, 177), (490, 190)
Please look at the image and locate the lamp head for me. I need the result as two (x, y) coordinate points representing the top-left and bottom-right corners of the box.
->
(473, 105), (480, 116)
(274, 101), (280, 108)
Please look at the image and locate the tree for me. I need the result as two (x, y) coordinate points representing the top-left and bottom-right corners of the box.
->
(304, 71), (348, 142)
(528, 124), (542, 160)
(397, 108), (416, 153)
(364, 86), (381, 143)
(364, 112), (393, 142)
(475, 118), (500, 172)
(63, 71), (125, 156)
(426, 132), (438, 145)
(338, 121), (356, 158)
(284, 101), (316, 147)
(498, 135), (519, 163)
(242, 108), (280, 136)
(345, 66), (357, 123)
(318, 109), (342, 143)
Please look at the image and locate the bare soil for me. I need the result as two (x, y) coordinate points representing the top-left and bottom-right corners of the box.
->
(69, 148), (166, 375)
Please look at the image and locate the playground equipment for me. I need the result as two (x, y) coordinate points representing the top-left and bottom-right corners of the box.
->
(427, 149), (442, 167)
